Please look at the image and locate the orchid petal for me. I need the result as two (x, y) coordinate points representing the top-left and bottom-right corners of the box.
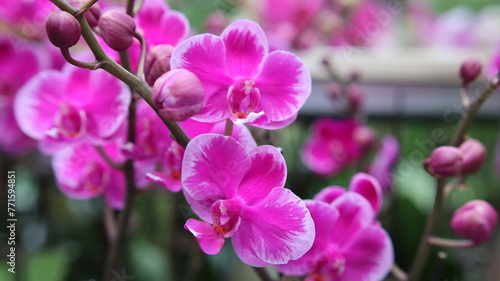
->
(349, 173), (383, 214)
(232, 187), (314, 266)
(185, 218), (225, 255)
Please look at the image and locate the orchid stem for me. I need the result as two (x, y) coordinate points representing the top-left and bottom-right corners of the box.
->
(75, 0), (98, 16)
(392, 263), (409, 281)
(133, 31), (146, 80)
(104, 205), (118, 242)
(408, 76), (499, 281)
(95, 146), (124, 170)
(224, 119), (234, 136)
(60, 48), (100, 70)
(426, 236), (474, 248)
(253, 267), (274, 281)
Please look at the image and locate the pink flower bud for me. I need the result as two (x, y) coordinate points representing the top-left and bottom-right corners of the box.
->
(347, 84), (362, 114)
(424, 146), (464, 177)
(459, 139), (486, 175)
(325, 83), (341, 99)
(152, 69), (205, 121)
(97, 10), (136, 51)
(69, 0), (101, 27)
(45, 11), (82, 48)
(354, 126), (375, 153)
(144, 44), (174, 86)
(451, 200), (498, 245)
(204, 11), (226, 35)
(460, 58), (482, 86)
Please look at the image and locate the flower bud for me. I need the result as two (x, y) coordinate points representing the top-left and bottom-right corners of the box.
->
(459, 139), (486, 175)
(69, 0), (101, 27)
(45, 11), (82, 48)
(451, 200), (498, 245)
(460, 58), (482, 86)
(347, 84), (362, 114)
(204, 11), (226, 35)
(424, 146), (463, 177)
(325, 83), (341, 99)
(97, 10), (136, 51)
(152, 69), (205, 121)
(144, 44), (174, 86)
(354, 126), (375, 153)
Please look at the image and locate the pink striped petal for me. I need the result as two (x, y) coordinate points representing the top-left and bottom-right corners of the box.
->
(276, 200), (339, 275)
(238, 145), (287, 206)
(14, 70), (67, 140)
(221, 19), (268, 77)
(171, 34), (232, 94)
(349, 173), (383, 214)
(146, 171), (182, 192)
(255, 50), (311, 122)
(181, 134), (251, 215)
(232, 187), (314, 266)
(185, 218), (225, 255)
(339, 223), (393, 281)
(330, 193), (375, 246)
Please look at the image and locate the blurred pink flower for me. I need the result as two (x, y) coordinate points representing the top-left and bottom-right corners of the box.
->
(52, 141), (125, 209)
(0, 35), (50, 155)
(257, 0), (325, 50)
(182, 134), (314, 266)
(367, 135), (399, 191)
(171, 19), (311, 129)
(276, 193), (393, 281)
(314, 173), (383, 214)
(301, 118), (374, 177)
(14, 65), (131, 154)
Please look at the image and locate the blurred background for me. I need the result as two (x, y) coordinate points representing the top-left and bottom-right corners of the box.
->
(1, 0), (500, 280)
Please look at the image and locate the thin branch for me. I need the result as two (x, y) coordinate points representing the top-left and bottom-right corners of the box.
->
(253, 267), (274, 281)
(224, 119), (234, 136)
(426, 236), (474, 248)
(95, 146), (124, 170)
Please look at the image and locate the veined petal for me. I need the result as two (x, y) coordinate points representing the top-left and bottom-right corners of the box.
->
(14, 70), (66, 140)
(340, 224), (394, 281)
(190, 89), (231, 123)
(154, 11), (190, 46)
(146, 171), (182, 192)
(232, 187), (314, 266)
(85, 69), (131, 142)
(182, 134), (251, 215)
(255, 50), (311, 122)
(250, 113), (297, 130)
(238, 145), (287, 206)
(171, 34), (231, 94)
(221, 19), (268, 77)
(276, 200), (339, 276)
(330, 193), (375, 246)
(185, 218), (225, 255)
(349, 173), (383, 214)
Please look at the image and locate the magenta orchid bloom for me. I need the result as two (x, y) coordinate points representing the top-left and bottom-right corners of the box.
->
(0, 35), (47, 155)
(367, 135), (400, 192)
(276, 193), (393, 281)
(301, 117), (374, 177)
(314, 173), (383, 215)
(52, 142), (125, 209)
(14, 65), (131, 154)
(182, 134), (314, 266)
(170, 19), (311, 129)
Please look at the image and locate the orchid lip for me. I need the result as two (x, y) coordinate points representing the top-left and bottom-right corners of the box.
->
(227, 78), (261, 119)
(82, 161), (110, 193)
(211, 197), (244, 238)
(53, 103), (87, 138)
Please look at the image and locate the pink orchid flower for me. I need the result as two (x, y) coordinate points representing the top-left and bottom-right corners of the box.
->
(170, 19), (311, 129)
(182, 134), (314, 266)
(301, 117), (374, 177)
(367, 135), (400, 192)
(276, 193), (393, 281)
(14, 64), (131, 154)
(0, 35), (47, 155)
(52, 141), (125, 209)
(314, 173), (383, 214)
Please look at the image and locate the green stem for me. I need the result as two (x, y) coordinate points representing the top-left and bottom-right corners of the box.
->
(253, 267), (274, 281)
(408, 78), (498, 281)
(426, 236), (474, 248)
(75, 0), (98, 16)
(60, 48), (100, 69)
